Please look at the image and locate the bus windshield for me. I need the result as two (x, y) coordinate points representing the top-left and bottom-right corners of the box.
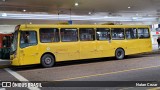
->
(10, 31), (18, 54)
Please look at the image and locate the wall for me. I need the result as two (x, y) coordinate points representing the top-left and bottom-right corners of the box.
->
(0, 25), (16, 34)
(151, 31), (160, 44)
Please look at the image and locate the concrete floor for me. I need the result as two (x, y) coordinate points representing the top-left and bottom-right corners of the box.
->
(0, 52), (159, 90)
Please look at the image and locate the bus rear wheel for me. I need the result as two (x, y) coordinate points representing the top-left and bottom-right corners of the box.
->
(115, 48), (125, 60)
(41, 54), (55, 68)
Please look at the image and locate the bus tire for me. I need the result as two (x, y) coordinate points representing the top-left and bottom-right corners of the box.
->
(41, 54), (55, 68)
(115, 48), (125, 60)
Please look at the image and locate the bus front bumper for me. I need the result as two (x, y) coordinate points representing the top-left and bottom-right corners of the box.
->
(0, 59), (11, 66)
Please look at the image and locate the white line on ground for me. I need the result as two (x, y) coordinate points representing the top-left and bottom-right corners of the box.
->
(4, 68), (41, 90)
(0, 88), (5, 90)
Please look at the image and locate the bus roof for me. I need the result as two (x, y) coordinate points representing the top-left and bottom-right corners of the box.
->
(18, 24), (150, 30)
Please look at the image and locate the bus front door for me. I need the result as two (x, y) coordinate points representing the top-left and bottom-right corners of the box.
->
(19, 31), (39, 65)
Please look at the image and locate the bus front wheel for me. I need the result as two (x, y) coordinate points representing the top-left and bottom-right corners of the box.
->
(115, 48), (125, 60)
(41, 54), (55, 68)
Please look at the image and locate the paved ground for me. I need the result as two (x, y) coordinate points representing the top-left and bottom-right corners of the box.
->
(0, 51), (159, 90)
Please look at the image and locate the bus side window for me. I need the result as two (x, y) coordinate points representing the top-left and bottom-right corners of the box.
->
(79, 28), (95, 41)
(40, 28), (59, 43)
(138, 28), (150, 39)
(60, 28), (78, 42)
(24, 32), (30, 43)
(96, 28), (110, 40)
(125, 28), (138, 39)
(20, 31), (37, 48)
(111, 28), (125, 40)
(20, 32), (29, 44)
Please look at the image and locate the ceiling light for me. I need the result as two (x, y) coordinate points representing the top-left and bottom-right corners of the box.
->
(23, 9), (26, 12)
(0, 13), (157, 22)
(128, 6), (131, 9)
(2, 0), (5, 2)
(132, 17), (138, 20)
(88, 12), (91, 15)
(2, 13), (7, 17)
(75, 2), (79, 6)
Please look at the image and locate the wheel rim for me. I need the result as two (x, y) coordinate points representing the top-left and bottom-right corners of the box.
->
(116, 49), (124, 59)
(117, 51), (122, 57)
(44, 57), (52, 65)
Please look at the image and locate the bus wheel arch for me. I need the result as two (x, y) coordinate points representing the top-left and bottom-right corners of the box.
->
(40, 52), (56, 68)
(115, 48), (125, 60)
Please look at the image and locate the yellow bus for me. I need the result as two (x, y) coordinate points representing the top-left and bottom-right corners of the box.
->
(10, 24), (152, 68)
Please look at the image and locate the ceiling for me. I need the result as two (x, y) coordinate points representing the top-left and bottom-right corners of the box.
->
(0, 0), (160, 25)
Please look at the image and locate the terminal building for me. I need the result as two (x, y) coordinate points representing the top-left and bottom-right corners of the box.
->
(0, 0), (160, 90)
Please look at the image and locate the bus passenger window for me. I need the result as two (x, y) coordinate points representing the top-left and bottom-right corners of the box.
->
(60, 28), (78, 42)
(125, 28), (138, 39)
(40, 28), (59, 43)
(79, 28), (95, 41)
(111, 28), (124, 40)
(20, 31), (37, 48)
(138, 28), (150, 39)
(96, 28), (110, 40)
